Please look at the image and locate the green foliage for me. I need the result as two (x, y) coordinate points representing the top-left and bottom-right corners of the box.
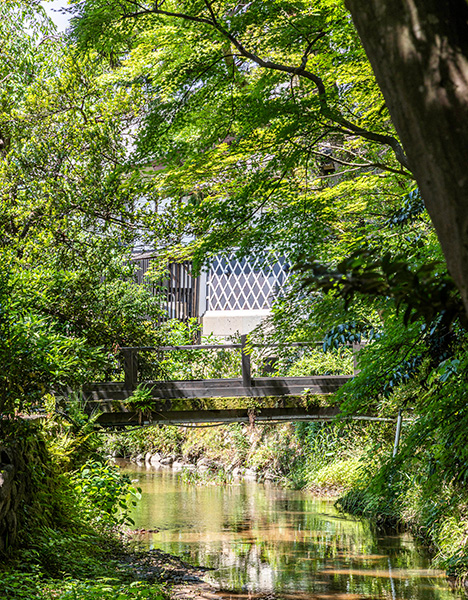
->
(14, 267), (165, 348)
(0, 419), (167, 599)
(0, 270), (109, 414)
(72, 461), (142, 528)
(133, 319), (353, 384)
(41, 393), (103, 470)
(43, 580), (167, 600)
(69, 0), (415, 278)
(181, 466), (232, 486)
(336, 344), (468, 575)
(275, 347), (353, 376)
(126, 384), (155, 412)
(106, 419), (373, 495)
(385, 187), (426, 227)
(295, 248), (463, 328)
(1, 542), (168, 599)
(1, 527), (167, 600)
(0, 421), (84, 544)
(227, 424), (251, 462)
(313, 457), (362, 489)
(156, 319), (242, 380)
(29, 529), (113, 580)
(291, 421), (372, 491)
(0, 570), (43, 599)
(0, 2), (165, 414)
(102, 426), (183, 458)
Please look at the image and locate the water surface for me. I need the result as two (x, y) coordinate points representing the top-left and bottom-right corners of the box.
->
(121, 463), (460, 600)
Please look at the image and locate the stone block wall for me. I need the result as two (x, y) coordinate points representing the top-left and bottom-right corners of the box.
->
(0, 422), (52, 554)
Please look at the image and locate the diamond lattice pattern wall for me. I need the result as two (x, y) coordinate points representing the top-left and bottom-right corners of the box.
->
(207, 256), (288, 311)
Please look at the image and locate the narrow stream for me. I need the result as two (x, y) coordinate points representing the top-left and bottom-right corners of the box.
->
(120, 462), (461, 600)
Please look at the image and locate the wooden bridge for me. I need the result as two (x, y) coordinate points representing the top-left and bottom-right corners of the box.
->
(83, 337), (365, 429)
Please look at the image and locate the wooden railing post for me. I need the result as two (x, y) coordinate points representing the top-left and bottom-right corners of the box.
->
(241, 334), (251, 388)
(122, 348), (138, 390)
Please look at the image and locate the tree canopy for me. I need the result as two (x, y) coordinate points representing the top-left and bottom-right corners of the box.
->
(1, 0), (464, 432)
(0, 1), (164, 412)
(66, 0), (460, 329)
(61, 0), (468, 527)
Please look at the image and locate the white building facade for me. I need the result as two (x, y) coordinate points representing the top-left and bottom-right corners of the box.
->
(133, 253), (289, 337)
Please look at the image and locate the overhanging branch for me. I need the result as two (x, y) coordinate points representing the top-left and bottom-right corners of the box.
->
(118, 0), (412, 172)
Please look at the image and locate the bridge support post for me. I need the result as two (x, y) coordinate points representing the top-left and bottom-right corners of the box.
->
(122, 348), (138, 390)
(241, 334), (251, 388)
(392, 409), (403, 458)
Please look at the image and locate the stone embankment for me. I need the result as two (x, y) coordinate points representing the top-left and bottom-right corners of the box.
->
(118, 451), (277, 481)
(0, 423), (53, 553)
(0, 444), (19, 552)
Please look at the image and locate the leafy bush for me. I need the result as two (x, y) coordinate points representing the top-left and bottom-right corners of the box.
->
(0, 570), (42, 599)
(285, 348), (354, 376)
(41, 393), (103, 470)
(42, 579), (167, 600)
(0, 280), (109, 414)
(72, 461), (141, 528)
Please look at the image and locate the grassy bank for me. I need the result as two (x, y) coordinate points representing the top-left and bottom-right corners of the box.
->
(337, 441), (468, 579)
(1, 529), (169, 600)
(101, 419), (387, 494)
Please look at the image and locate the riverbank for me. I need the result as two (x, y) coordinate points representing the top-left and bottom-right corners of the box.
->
(120, 549), (225, 600)
(0, 527), (221, 600)
(102, 421), (369, 494)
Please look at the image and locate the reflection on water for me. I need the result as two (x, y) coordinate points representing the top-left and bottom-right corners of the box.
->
(120, 462), (460, 600)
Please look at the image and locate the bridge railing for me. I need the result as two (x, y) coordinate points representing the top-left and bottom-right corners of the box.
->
(118, 336), (359, 391)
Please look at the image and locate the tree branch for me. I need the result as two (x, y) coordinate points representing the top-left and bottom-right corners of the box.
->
(310, 149), (412, 177)
(119, 0), (412, 172)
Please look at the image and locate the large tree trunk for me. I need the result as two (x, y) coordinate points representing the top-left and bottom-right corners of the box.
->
(345, 0), (468, 315)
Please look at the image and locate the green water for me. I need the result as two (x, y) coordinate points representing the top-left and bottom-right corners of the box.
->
(121, 462), (461, 600)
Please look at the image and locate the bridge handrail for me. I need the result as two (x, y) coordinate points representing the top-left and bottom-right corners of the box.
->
(118, 341), (324, 351)
(118, 337), (361, 390)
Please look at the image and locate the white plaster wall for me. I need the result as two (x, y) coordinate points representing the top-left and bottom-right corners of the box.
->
(201, 310), (270, 338)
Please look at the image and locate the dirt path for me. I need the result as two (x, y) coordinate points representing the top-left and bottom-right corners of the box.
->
(116, 547), (224, 600)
